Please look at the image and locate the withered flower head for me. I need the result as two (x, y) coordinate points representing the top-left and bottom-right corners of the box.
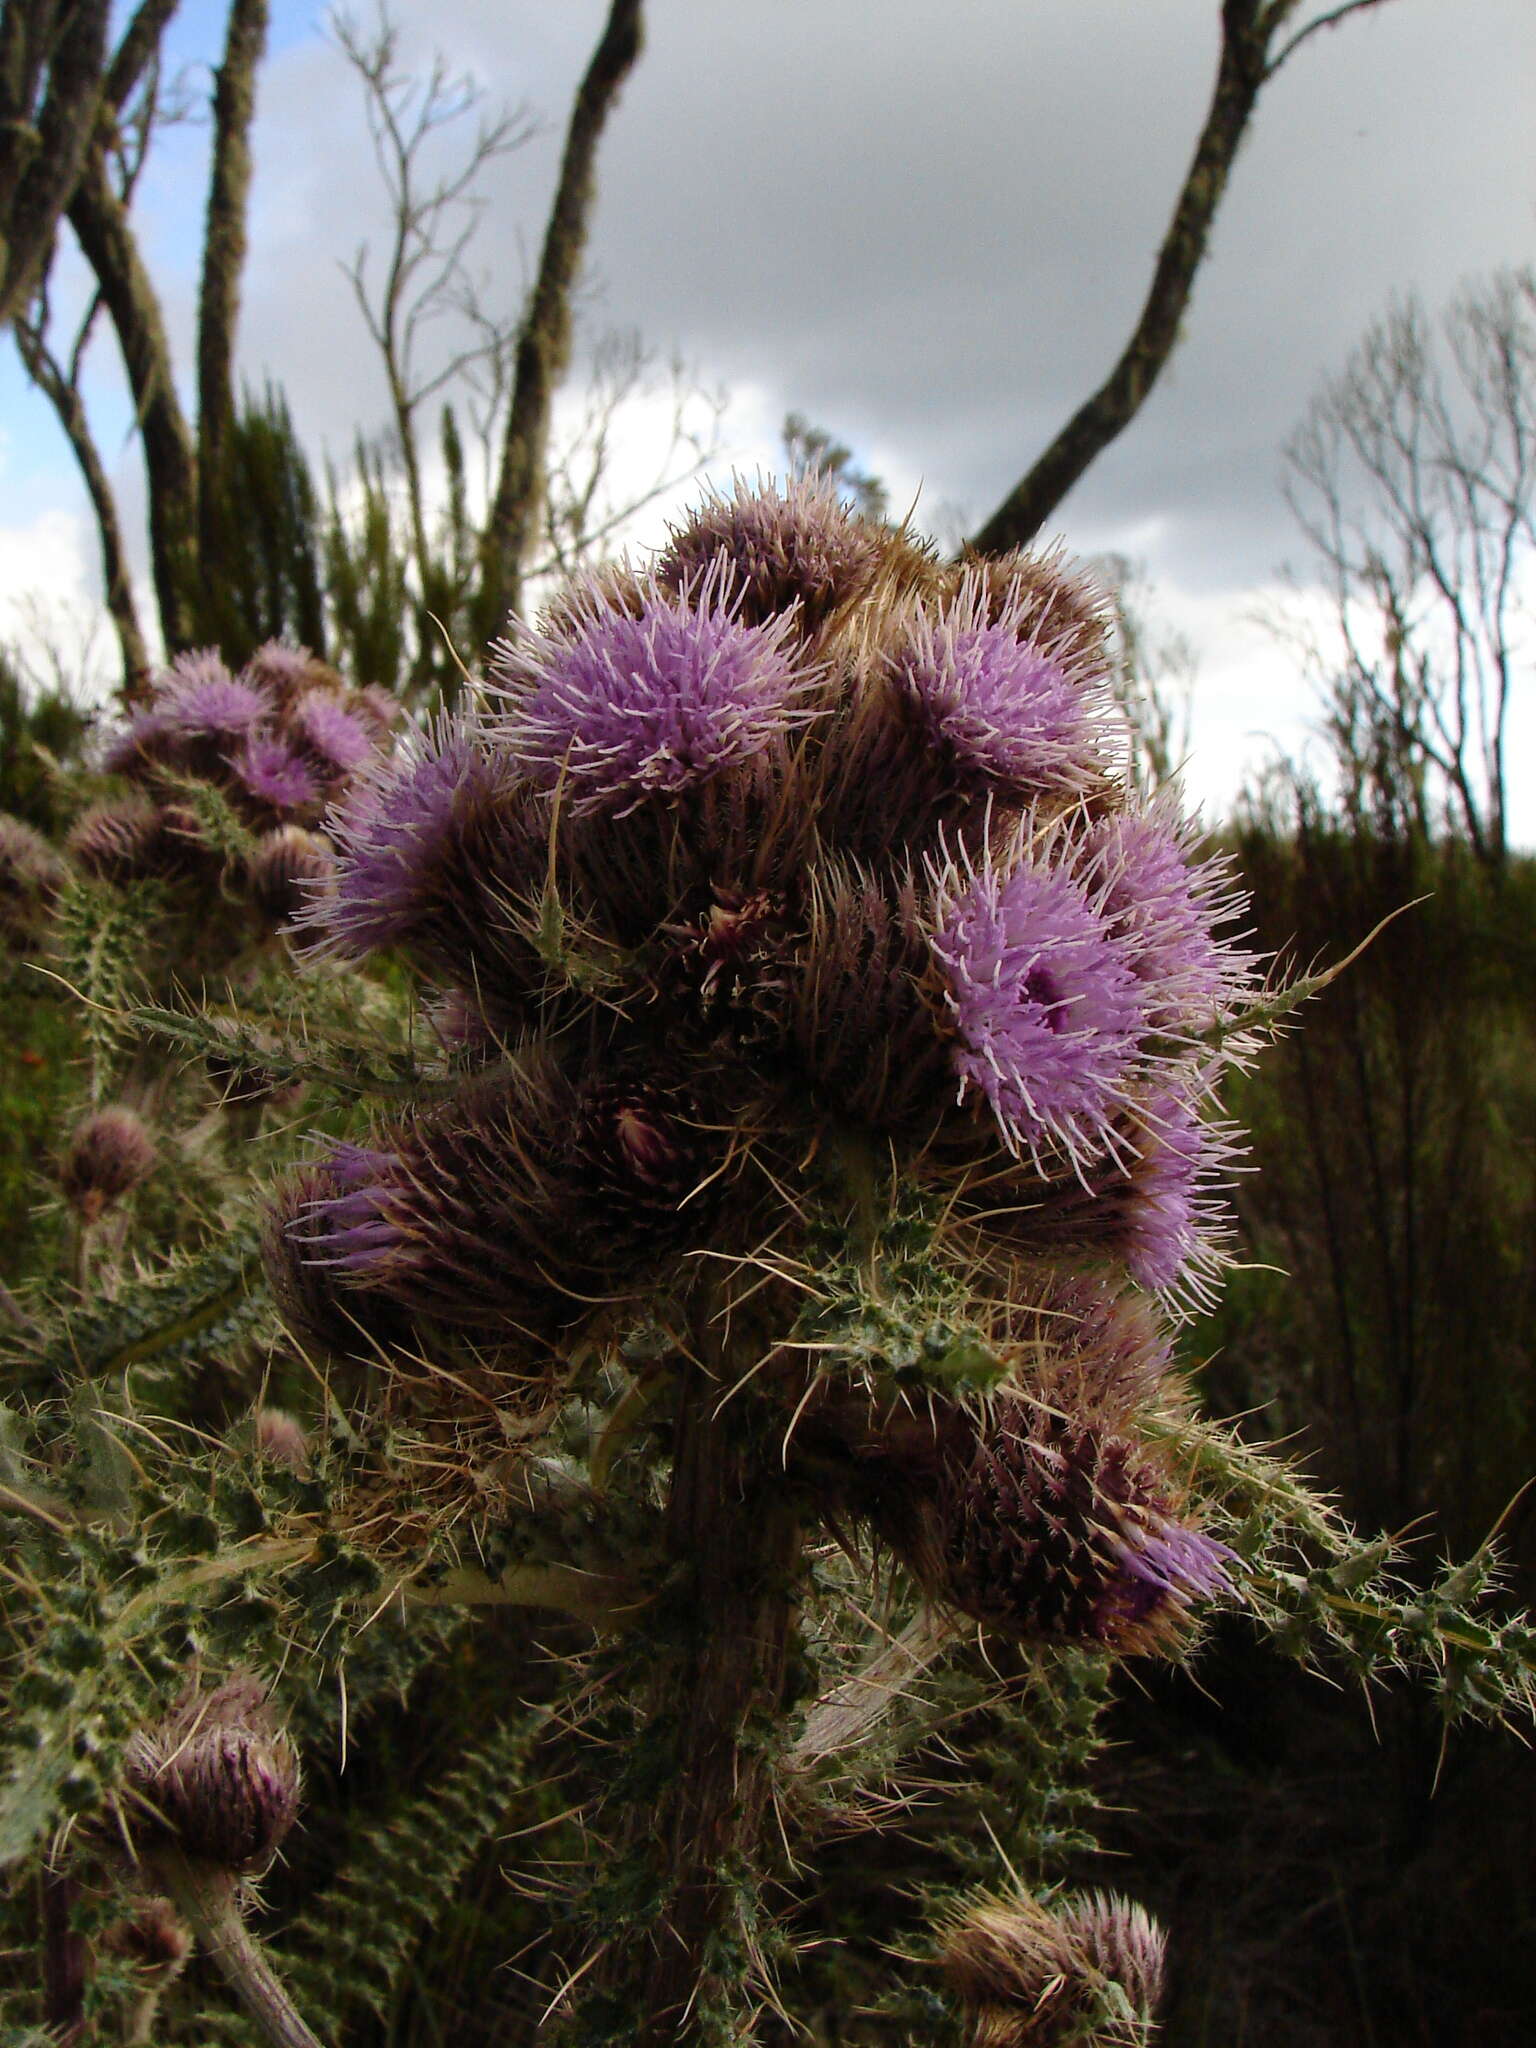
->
(941, 1887), (1166, 2046)
(655, 470), (886, 634)
(123, 1673), (300, 1874)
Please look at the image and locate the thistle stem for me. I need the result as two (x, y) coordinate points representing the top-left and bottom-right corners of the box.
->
(153, 1853), (322, 2048)
(590, 1340), (803, 2043)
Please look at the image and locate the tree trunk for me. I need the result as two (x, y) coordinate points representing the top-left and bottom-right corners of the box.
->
(968, 1), (1274, 555)
(67, 146), (198, 649)
(196, 0), (268, 613)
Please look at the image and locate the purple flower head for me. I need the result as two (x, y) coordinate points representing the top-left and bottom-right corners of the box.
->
(930, 846), (1146, 1166)
(1081, 798), (1255, 1032)
(232, 737), (321, 814)
(156, 651), (271, 739)
(489, 561), (814, 816)
(892, 569), (1111, 798)
(298, 720), (501, 959)
(287, 688), (375, 775)
(1118, 1084), (1243, 1315)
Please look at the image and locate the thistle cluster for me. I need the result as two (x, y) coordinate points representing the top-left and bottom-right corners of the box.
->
(72, 641), (396, 923)
(268, 475), (1259, 1653)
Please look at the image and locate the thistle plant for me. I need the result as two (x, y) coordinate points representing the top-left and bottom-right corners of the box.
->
(257, 475), (1262, 2039)
(5, 480), (1535, 2046)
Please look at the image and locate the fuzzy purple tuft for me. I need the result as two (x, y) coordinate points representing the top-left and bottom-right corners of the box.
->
(1117, 1086), (1241, 1313)
(1082, 801), (1253, 1031)
(893, 571), (1109, 797)
(300, 724), (498, 958)
(289, 689), (375, 775)
(296, 1142), (412, 1274)
(1100, 1512), (1235, 1644)
(931, 853), (1146, 1164)
(490, 566), (812, 814)
(157, 655), (270, 738)
(232, 737), (321, 813)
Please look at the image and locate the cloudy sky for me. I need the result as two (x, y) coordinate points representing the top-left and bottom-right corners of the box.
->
(2, 0), (1533, 825)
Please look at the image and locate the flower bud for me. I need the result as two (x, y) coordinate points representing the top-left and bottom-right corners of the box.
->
(245, 824), (336, 925)
(928, 1401), (1231, 1656)
(655, 471), (885, 636)
(60, 1108), (157, 1222)
(124, 1674), (300, 1874)
(250, 1406), (310, 1472)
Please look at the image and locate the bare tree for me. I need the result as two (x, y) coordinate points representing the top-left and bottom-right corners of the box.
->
(1280, 270), (1535, 870)
(969, 0), (1400, 556)
(332, 4), (535, 624)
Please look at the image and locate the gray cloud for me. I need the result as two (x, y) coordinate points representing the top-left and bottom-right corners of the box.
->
(3, 0), (1532, 816)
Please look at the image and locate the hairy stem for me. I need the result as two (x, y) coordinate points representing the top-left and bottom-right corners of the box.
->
(588, 1347), (803, 2043)
(153, 1854), (322, 2048)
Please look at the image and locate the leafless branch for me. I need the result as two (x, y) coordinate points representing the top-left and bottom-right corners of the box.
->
(968, 0), (1404, 557)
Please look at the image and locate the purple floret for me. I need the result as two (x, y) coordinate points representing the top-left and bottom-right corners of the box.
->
(894, 573), (1108, 797)
(298, 722), (494, 958)
(296, 1142), (409, 1274)
(1100, 1514), (1234, 1639)
(1082, 801), (1254, 1032)
(931, 854), (1146, 1165)
(490, 565), (812, 815)
(1120, 1085), (1240, 1314)
(233, 738), (321, 813)
(289, 689), (375, 774)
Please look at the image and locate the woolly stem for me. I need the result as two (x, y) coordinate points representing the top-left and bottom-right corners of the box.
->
(590, 1330), (803, 2043)
(152, 1854), (321, 2048)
